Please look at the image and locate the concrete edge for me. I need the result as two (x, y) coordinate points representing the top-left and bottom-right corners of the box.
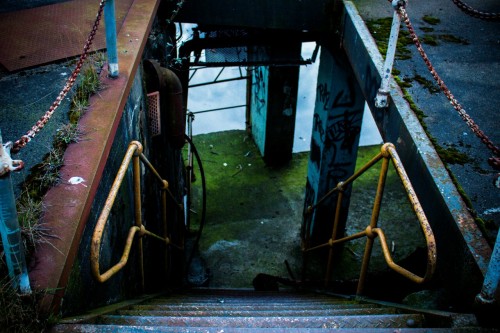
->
(29, 0), (161, 314)
(341, 1), (491, 276)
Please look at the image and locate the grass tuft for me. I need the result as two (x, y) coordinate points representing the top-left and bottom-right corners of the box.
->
(0, 278), (46, 332)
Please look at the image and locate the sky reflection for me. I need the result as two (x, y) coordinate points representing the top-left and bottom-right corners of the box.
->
(184, 31), (382, 152)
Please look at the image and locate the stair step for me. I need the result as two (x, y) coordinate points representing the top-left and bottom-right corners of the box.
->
(50, 291), (491, 332)
(115, 307), (396, 317)
(129, 302), (379, 312)
(95, 313), (425, 328)
(144, 296), (357, 306)
(50, 325), (492, 333)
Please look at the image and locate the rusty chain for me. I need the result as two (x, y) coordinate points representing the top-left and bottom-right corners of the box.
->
(11, 0), (107, 154)
(386, 1), (500, 168)
(451, 0), (500, 21)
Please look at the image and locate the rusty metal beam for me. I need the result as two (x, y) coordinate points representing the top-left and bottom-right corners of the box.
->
(29, 0), (161, 315)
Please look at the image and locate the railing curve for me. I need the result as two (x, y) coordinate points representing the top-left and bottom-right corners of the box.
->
(90, 141), (182, 287)
(303, 143), (437, 295)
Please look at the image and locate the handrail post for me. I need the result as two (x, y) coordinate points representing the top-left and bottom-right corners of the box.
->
(0, 129), (31, 294)
(132, 145), (144, 291)
(357, 150), (390, 295)
(104, 0), (119, 77)
(325, 187), (344, 286)
(476, 230), (500, 305)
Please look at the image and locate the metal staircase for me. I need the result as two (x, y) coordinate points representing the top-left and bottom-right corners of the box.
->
(49, 288), (493, 332)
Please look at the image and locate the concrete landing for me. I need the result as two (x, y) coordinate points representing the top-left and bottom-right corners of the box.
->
(189, 130), (424, 303)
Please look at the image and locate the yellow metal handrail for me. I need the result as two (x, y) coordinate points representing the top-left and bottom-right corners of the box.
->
(91, 141), (183, 288)
(303, 143), (437, 295)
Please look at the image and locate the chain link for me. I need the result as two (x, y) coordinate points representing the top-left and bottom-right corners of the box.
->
(389, 3), (500, 168)
(451, 0), (500, 21)
(11, 0), (107, 154)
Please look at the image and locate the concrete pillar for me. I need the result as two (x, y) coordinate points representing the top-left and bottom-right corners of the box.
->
(250, 63), (300, 165)
(303, 45), (365, 246)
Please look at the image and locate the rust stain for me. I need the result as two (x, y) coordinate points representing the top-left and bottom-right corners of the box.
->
(0, 0), (134, 71)
(29, 0), (161, 315)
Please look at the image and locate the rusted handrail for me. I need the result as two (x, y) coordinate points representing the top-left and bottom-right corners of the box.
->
(303, 143), (437, 295)
(91, 141), (182, 287)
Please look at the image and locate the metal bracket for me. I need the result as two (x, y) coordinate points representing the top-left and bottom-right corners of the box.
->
(0, 135), (24, 177)
(374, 0), (407, 109)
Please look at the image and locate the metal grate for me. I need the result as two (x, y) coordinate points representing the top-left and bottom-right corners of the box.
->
(147, 91), (161, 137)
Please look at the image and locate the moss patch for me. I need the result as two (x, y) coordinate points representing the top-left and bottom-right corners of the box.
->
(187, 131), (422, 288)
(420, 27), (434, 33)
(435, 145), (472, 165)
(438, 34), (469, 45)
(422, 15), (441, 25)
(366, 17), (413, 60)
(413, 74), (440, 94)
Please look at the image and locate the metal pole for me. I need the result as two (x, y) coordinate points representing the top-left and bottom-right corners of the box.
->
(104, 0), (119, 77)
(476, 231), (500, 304)
(0, 129), (31, 294)
(374, 0), (406, 108)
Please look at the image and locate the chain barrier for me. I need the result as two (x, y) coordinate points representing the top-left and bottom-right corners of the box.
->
(451, 0), (500, 21)
(11, 0), (107, 154)
(387, 1), (500, 168)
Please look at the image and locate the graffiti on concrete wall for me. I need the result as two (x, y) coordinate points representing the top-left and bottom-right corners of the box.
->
(309, 61), (363, 194)
(252, 67), (267, 115)
(304, 49), (365, 243)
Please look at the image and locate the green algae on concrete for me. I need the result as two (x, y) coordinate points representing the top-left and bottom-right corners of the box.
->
(187, 130), (423, 290)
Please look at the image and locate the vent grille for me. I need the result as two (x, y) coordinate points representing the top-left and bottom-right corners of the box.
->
(147, 91), (161, 137)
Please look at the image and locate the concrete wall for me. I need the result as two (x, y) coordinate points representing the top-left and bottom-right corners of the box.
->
(303, 43), (364, 245)
(251, 66), (268, 156)
(62, 68), (150, 316)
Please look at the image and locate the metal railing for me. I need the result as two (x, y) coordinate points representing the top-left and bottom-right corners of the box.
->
(90, 141), (182, 288)
(303, 143), (437, 295)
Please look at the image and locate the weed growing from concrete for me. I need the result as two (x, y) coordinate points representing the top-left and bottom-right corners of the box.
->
(0, 276), (58, 332)
(56, 123), (82, 145)
(1, 52), (104, 331)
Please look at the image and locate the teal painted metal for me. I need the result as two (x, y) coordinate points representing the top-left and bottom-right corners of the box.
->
(0, 130), (31, 294)
(250, 64), (300, 165)
(104, 0), (119, 77)
(477, 231), (500, 304)
(250, 66), (268, 157)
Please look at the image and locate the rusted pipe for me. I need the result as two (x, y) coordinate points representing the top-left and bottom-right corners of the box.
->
(325, 188), (345, 286)
(132, 142), (144, 290)
(387, 144), (437, 282)
(306, 152), (384, 216)
(91, 141), (141, 283)
(91, 140), (183, 284)
(357, 148), (390, 295)
(373, 227), (426, 283)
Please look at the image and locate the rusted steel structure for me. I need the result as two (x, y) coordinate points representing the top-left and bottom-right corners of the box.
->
(4, 0), (493, 320)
